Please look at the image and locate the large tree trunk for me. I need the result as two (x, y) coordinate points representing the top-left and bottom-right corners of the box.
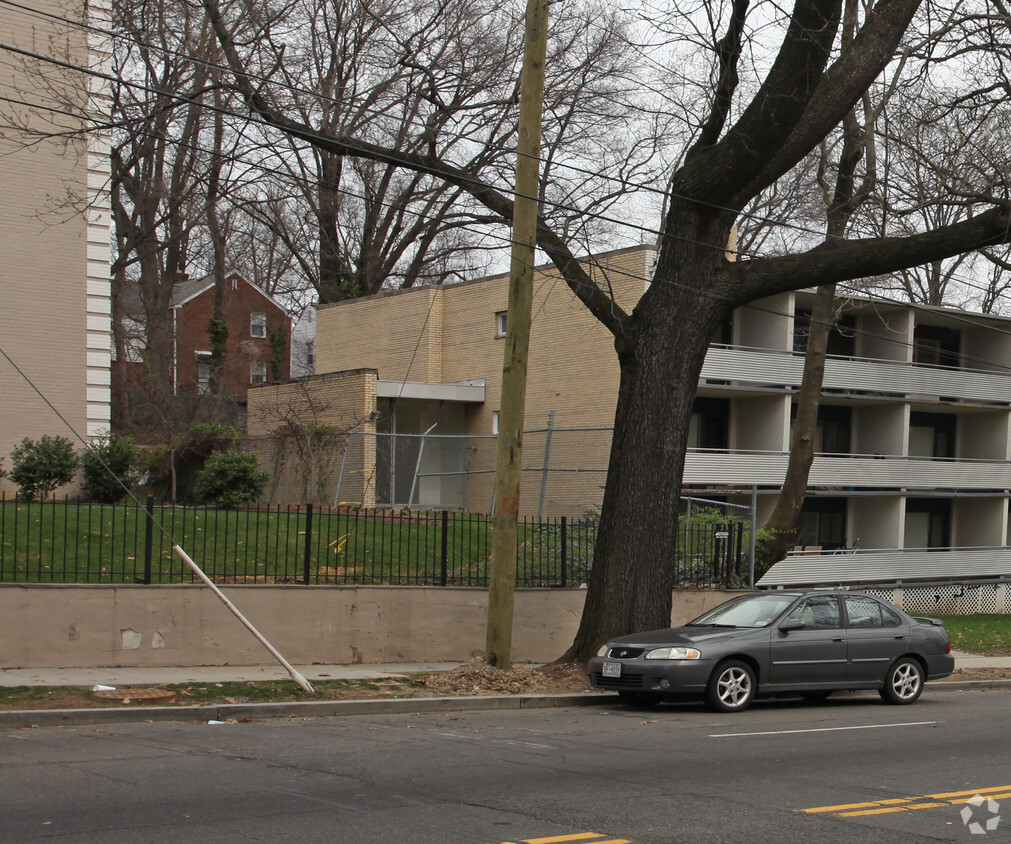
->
(560, 210), (734, 660)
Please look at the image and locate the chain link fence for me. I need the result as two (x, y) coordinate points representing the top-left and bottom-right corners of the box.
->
(248, 420), (757, 583)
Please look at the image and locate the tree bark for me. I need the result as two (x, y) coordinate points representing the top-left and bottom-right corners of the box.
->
(560, 206), (735, 658)
(754, 283), (835, 573)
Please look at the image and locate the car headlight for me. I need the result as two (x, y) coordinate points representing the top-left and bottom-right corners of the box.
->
(645, 647), (701, 660)
(596, 645), (609, 657)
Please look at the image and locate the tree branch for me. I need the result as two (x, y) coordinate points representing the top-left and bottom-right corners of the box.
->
(200, 0), (629, 338)
(678, 0), (842, 202)
(735, 204), (1011, 301)
(740, 0), (922, 203)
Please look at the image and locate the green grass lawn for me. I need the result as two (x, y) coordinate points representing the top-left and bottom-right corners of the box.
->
(932, 614), (1011, 654)
(0, 499), (599, 586)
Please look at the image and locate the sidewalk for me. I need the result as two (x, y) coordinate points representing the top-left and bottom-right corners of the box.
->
(2, 649), (1008, 689)
(0, 662), (463, 688)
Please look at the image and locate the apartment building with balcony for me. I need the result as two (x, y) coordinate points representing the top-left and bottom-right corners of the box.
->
(298, 243), (1011, 581)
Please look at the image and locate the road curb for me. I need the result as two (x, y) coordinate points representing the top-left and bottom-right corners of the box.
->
(2, 682), (1007, 730)
(0, 692), (616, 730)
(925, 679), (1011, 693)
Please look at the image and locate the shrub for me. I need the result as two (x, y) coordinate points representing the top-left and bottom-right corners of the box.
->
(9, 435), (79, 500)
(193, 450), (269, 507)
(80, 434), (141, 503)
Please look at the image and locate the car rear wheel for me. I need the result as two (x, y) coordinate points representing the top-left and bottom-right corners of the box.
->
(705, 660), (756, 712)
(879, 657), (924, 705)
(618, 691), (659, 707)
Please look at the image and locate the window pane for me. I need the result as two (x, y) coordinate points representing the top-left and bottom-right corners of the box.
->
(844, 596), (882, 628)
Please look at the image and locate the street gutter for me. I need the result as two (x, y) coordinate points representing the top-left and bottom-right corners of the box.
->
(2, 681), (1007, 731)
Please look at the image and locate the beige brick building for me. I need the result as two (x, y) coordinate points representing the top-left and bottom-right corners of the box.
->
(0, 0), (112, 494)
(289, 233), (1011, 589)
(307, 245), (654, 514)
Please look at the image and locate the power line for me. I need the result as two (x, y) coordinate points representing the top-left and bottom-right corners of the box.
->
(5, 41), (1011, 375)
(3, 0), (1007, 307)
(2, 5), (1010, 351)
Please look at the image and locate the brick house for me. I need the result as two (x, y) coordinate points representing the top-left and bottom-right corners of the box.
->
(170, 273), (291, 402)
(118, 272), (292, 408)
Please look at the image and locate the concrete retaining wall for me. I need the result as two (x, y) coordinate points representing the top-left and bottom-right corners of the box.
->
(0, 584), (746, 668)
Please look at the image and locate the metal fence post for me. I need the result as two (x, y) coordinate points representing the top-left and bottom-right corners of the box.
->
(537, 410), (555, 520)
(408, 423), (437, 508)
(749, 485), (758, 587)
(441, 510), (449, 586)
(560, 515), (567, 588)
(303, 502), (314, 584)
(138, 495), (154, 585)
(136, 499), (155, 586)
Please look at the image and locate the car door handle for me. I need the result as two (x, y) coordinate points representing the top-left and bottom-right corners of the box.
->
(832, 637), (844, 642)
(894, 635), (905, 640)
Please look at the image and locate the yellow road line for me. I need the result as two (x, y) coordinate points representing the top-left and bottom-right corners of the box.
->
(840, 802), (948, 817)
(521, 835), (608, 844)
(800, 798), (914, 813)
(927, 785), (1011, 799)
(800, 784), (1011, 817)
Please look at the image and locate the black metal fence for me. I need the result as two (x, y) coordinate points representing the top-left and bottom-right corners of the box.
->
(0, 494), (749, 588)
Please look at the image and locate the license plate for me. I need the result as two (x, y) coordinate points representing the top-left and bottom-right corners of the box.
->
(602, 661), (621, 678)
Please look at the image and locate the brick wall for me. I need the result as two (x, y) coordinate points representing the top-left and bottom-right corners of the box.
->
(247, 371), (378, 505)
(315, 245), (655, 513)
(174, 275), (291, 402)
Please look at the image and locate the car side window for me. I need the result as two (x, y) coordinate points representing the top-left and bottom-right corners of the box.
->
(843, 595), (883, 628)
(880, 605), (903, 628)
(787, 596), (841, 629)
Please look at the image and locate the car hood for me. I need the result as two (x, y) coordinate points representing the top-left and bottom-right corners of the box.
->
(607, 625), (760, 649)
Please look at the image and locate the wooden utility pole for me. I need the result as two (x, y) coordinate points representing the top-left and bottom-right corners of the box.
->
(485, 0), (549, 669)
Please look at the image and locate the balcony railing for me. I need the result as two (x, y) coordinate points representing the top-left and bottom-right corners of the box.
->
(685, 449), (1011, 489)
(701, 345), (1011, 404)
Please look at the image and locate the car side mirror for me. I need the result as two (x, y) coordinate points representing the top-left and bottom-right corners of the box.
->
(779, 618), (806, 632)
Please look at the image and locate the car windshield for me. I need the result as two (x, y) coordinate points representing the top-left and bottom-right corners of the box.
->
(687, 594), (798, 628)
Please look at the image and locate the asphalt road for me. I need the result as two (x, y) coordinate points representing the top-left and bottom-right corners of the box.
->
(4, 688), (1011, 843)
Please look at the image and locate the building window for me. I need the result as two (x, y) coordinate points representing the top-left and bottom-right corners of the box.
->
(688, 397), (729, 450)
(904, 498), (951, 549)
(250, 361), (267, 386)
(492, 410), (500, 435)
(793, 310), (856, 356)
(796, 497), (848, 550)
(195, 353), (212, 395)
(250, 311), (267, 338)
(913, 324), (960, 367)
(496, 311), (507, 337)
(908, 412), (956, 459)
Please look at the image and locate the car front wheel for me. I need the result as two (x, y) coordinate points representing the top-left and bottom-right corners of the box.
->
(879, 657), (924, 705)
(706, 660), (756, 712)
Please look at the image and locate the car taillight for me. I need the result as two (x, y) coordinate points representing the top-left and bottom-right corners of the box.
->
(947, 640), (952, 654)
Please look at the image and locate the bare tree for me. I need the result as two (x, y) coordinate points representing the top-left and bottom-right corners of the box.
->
(204, 0), (1011, 661)
(213, 0), (667, 302)
(110, 0), (252, 408)
(248, 381), (363, 503)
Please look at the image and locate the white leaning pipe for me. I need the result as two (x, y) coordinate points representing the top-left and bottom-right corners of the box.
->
(173, 545), (315, 694)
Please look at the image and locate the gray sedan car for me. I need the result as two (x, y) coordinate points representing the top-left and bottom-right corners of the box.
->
(587, 590), (954, 712)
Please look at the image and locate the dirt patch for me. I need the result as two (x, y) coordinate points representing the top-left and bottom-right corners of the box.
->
(944, 667), (1011, 682)
(418, 659), (591, 696)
